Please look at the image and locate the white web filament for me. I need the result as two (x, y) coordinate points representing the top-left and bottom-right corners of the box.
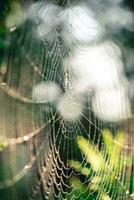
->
(0, 1), (134, 200)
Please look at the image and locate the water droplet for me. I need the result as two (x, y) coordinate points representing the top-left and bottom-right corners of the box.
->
(10, 26), (16, 32)
(126, 190), (129, 195)
(23, 135), (29, 141)
(24, 165), (31, 170)
(0, 82), (7, 86)
(42, 166), (47, 172)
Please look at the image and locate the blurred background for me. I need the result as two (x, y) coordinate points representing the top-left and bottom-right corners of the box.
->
(0, 0), (134, 200)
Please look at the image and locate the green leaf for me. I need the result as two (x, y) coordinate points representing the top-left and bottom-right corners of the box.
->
(102, 129), (126, 169)
(0, 135), (8, 151)
(76, 136), (105, 172)
(69, 160), (92, 176)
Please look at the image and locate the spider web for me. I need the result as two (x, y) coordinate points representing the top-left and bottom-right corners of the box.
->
(0, 1), (134, 200)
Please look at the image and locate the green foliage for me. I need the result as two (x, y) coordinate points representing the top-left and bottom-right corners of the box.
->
(5, 1), (26, 30)
(0, 136), (8, 152)
(68, 129), (133, 199)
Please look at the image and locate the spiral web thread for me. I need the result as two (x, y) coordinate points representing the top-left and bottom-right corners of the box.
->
(0, 1), (134, 200)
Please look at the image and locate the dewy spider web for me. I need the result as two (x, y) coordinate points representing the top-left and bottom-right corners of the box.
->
(0, 1), (134, 200)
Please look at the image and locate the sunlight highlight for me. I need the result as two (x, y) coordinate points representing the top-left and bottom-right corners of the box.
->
(57, 93), (83, 121)
(32, 82), (61, 103)
(61, 3), (102, 45)
(92, 88), (131, 121)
